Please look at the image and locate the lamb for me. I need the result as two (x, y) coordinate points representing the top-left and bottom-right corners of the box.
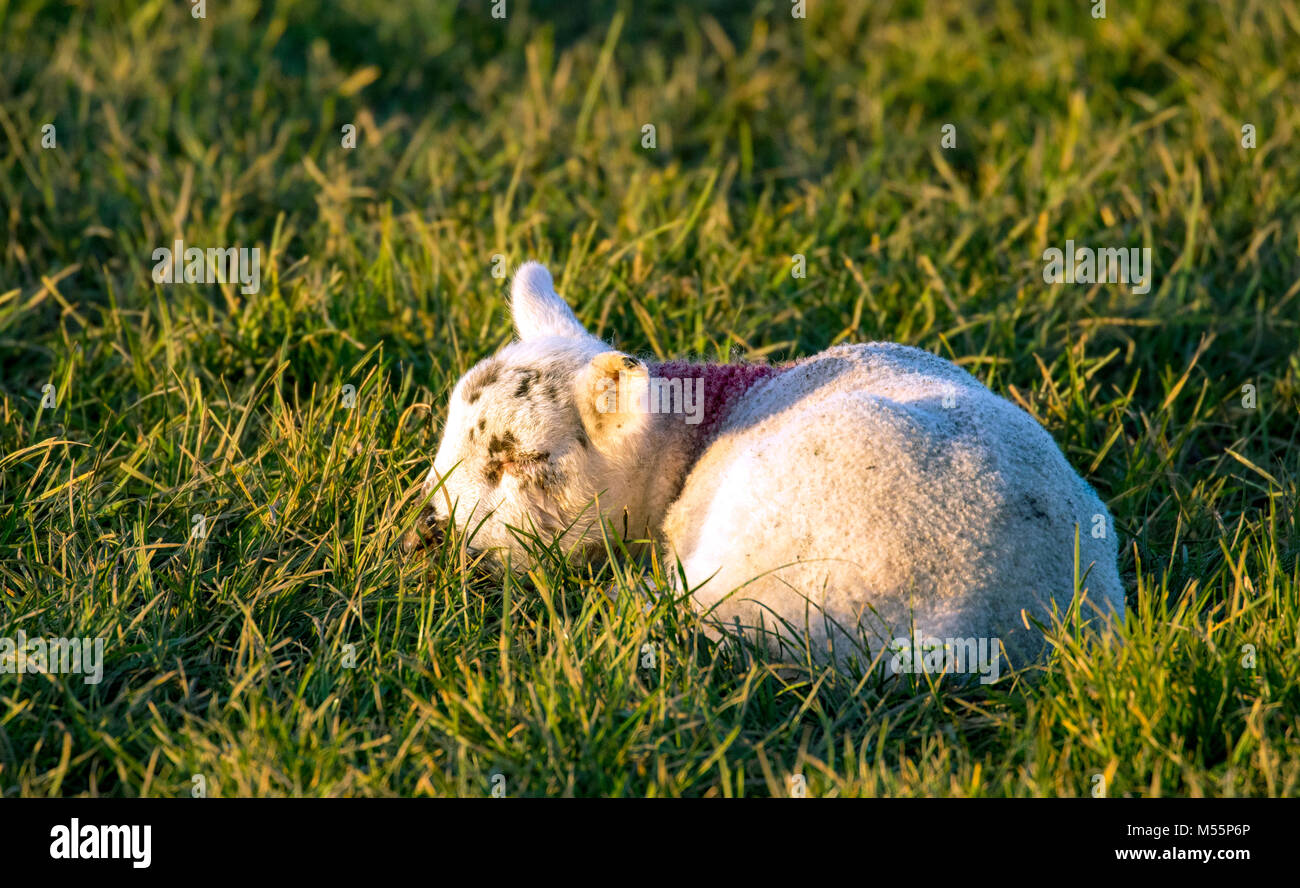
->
(410, 261), (1125, 668)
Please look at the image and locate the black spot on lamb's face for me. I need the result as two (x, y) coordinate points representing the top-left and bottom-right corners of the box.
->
(514, 368), (539, 398)
(481, 431), (552, 487)
(461, 361), (501, 405)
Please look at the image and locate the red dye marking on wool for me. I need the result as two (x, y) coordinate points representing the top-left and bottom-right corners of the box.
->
(650, 360), (788, 445)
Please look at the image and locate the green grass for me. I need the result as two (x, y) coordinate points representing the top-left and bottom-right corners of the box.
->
(2, 0), (1298, 797)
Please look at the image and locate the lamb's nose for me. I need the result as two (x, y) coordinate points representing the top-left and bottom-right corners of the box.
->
(402, 506), (446, 553)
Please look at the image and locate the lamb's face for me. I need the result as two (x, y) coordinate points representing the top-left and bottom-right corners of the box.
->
(410, 263), (654, 566)
(419, 337), (601, 558)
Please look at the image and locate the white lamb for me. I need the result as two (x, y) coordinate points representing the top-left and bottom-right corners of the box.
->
(412, 262), (1125, 669)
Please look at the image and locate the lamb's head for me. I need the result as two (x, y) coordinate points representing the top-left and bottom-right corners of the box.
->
(409, 262), (660, 566)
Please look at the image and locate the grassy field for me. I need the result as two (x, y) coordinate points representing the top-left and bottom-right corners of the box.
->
(1, 0), (1298, 797)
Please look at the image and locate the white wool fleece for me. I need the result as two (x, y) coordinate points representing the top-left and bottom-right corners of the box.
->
(419, 261), (1125, 668)
(662, 342), (1124, 665)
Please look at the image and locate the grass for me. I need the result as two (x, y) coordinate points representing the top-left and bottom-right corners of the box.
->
(1, 0), (1298, 797)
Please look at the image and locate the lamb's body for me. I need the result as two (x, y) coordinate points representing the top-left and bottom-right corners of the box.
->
(419, 262), (1125, 670)
(661, 343), (1124, 663)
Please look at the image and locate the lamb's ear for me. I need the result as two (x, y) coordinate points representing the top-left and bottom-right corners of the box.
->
(511, 262), (589, 340)
(575, 351), (651, 452)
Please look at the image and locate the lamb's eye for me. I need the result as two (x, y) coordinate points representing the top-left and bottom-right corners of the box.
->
(483, 444), (549, 486)
(508, 451), (548, 470)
